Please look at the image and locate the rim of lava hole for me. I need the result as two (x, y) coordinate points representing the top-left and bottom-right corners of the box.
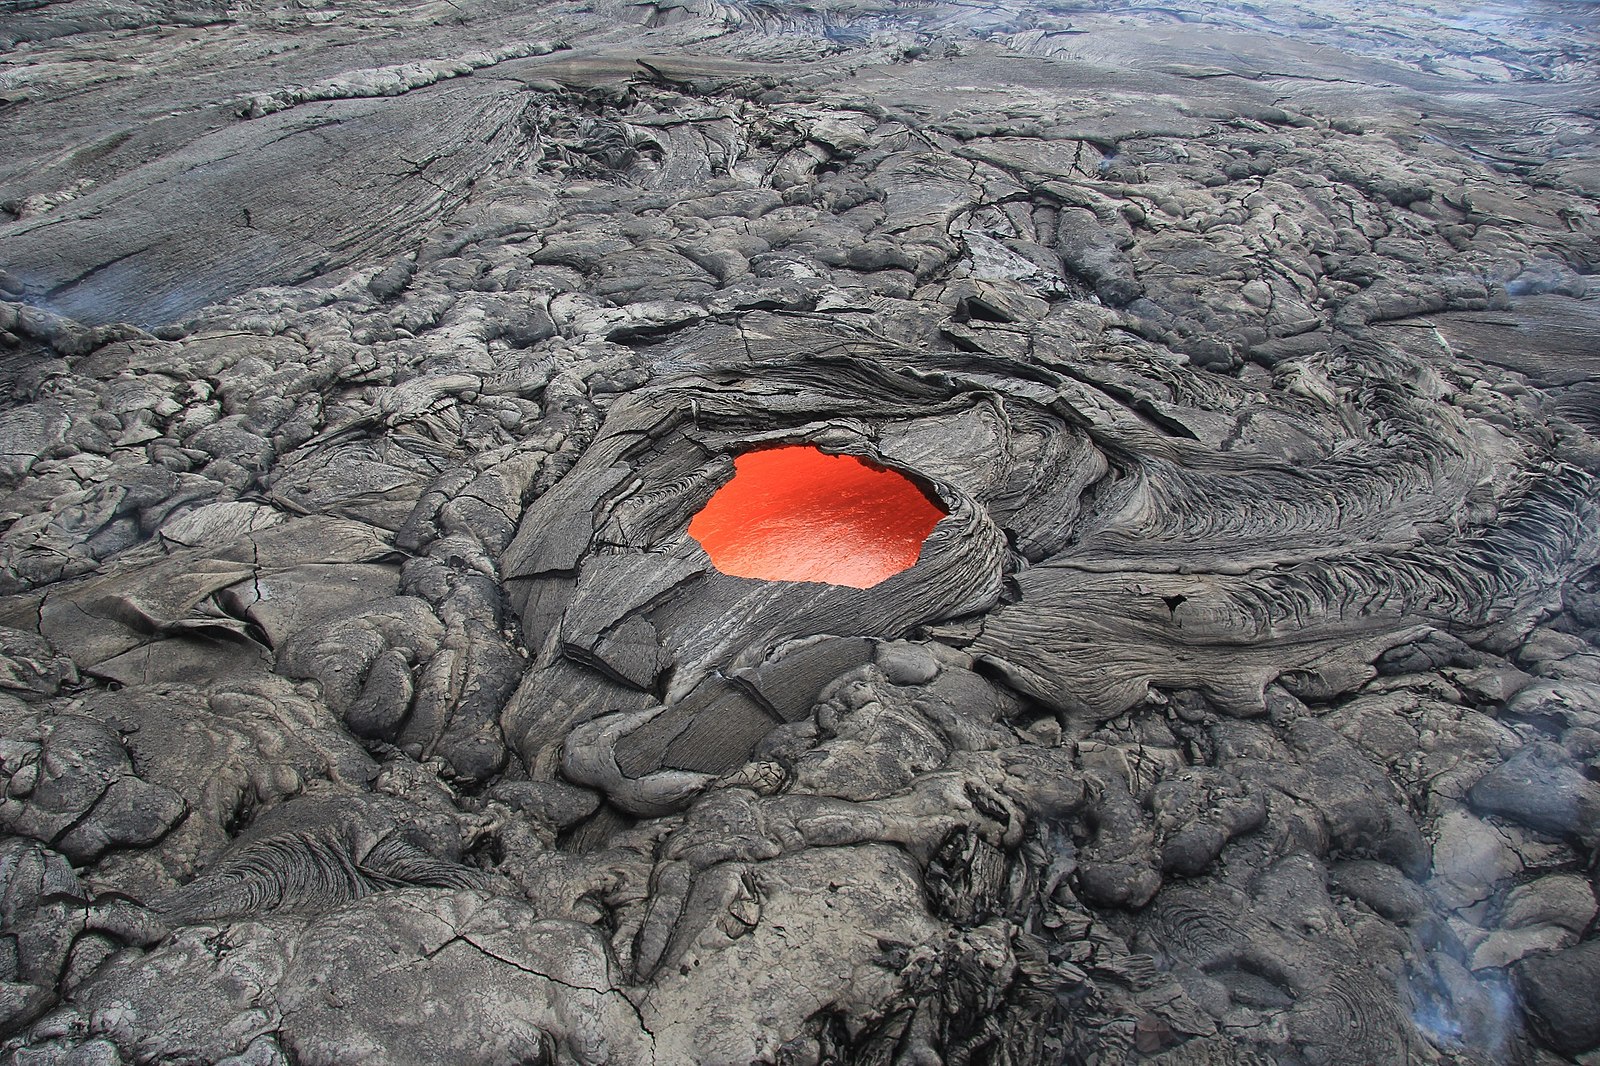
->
(688, 443), (948, 590)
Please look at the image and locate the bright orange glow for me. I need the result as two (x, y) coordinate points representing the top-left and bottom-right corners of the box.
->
(688, 444), (946, 589)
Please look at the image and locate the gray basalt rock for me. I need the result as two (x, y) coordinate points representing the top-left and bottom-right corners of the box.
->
(1468, 741), (1600, 851)
(0, 703), (186, 864)
(1, 0), (1599, 1061)
(1514, 940), (1600, 1056)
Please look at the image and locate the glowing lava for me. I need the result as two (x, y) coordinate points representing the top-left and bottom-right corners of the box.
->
(688, 444), (947, 589)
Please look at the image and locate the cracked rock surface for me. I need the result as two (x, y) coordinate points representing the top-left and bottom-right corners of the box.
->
(1, 0), (1599, 1062)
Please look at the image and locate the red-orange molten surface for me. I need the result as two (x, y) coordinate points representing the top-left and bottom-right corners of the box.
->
(689, 444), (947, 589)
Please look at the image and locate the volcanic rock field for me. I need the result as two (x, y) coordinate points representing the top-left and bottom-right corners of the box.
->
(1, 0), (1598, 1062)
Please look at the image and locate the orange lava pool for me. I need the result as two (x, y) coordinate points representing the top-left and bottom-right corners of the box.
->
(688, 444), (947, 589)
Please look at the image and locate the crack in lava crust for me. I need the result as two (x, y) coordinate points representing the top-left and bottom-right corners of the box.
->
(688, 444), (947, 589)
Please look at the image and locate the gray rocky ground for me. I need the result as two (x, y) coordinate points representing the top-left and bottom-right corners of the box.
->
(0, 0), (1598, 1062)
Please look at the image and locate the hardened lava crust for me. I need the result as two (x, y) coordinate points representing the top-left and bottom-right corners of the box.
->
(0, 0), (1598, 1063)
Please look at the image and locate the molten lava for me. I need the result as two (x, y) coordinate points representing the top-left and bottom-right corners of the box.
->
(688, 444), (947, 589)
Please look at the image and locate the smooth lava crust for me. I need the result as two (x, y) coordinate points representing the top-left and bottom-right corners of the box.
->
(689, 444), (947, 589)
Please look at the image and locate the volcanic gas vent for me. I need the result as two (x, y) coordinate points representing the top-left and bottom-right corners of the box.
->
(688, 444), (947, 589)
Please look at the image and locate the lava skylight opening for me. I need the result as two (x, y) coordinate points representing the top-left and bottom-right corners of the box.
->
(688, 444), (947, 589)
